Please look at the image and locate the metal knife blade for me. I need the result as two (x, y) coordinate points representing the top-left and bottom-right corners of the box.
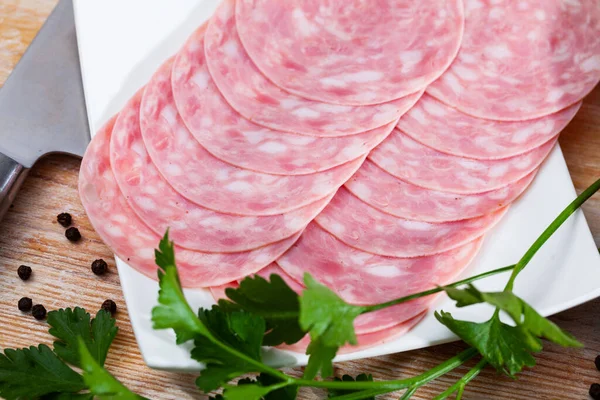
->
(0, 0), (90, 168)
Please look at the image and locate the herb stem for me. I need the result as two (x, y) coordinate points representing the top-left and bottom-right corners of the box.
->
(399, 385), (419, 399)
(504, 177), (600, 292)
(298, 347), (478, 393)
(363, 265), (516, 313)
(432, 359), (487, 400)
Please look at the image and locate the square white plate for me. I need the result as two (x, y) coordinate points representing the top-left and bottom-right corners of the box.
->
(74, 0), (600, 371)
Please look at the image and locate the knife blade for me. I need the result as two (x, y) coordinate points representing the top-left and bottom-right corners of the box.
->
(0, 0), (89, 219)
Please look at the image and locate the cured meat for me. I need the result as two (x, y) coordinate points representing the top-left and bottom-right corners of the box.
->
(235, 0), (464, 105)
(112, 90), (329, 253)
(174, 25), (389, 176)
(315, 188), (503, 257)
(209, 263), (427, 335)
(205, 0), (422, 138)
(370, 129), (557, 194)
(278, 224), (481, 306)
(398, 94), (580, 159)
(79, 116), (301, 288)
(146, 56), (364, 216)
(281, 312), (426, 355)
(427, 0), (600, 120)
(346, 159), (536, 223)
(278, 224), (481, 333)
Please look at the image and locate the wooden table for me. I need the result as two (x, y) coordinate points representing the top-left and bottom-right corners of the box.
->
(1, 1), (599, 399)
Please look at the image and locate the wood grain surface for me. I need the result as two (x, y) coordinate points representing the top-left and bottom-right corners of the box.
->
(1, 1), (599, 399)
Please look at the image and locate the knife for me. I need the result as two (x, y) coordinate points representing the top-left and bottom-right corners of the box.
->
(0, 0), (90, 220)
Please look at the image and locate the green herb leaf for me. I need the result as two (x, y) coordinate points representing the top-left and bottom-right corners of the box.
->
(222, 384), (277, 400)
(436, 312), (540, 376)
(192, 307), (266, 392)
(152, 232), (209, 343)
(300, 274), (364, 348)
(299, 274), (364, 377)
(256, 373), (297, 400)
(0, 344), (85, 399)
(328, 374), (375, 399)
(42, 393), (94, 400)
(303, 339), (338, 380)
(444, 285), (582, 348)
(220, 274), (305, 346)
(48, 308), (118, 368)
(78, 338), (146, 399)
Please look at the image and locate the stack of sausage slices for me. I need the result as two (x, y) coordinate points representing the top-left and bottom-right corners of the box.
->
(79, 0), (600, 352)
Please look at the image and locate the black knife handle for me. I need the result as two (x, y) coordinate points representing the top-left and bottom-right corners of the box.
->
(0, 153), (28, 220)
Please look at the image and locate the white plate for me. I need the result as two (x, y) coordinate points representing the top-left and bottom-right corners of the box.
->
(74, 0), (600, 371)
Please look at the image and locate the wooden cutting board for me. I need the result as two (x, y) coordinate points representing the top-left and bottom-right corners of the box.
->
(1, 1), (599, 399)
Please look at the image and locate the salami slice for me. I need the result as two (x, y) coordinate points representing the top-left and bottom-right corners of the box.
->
(174, 25), (387, 175)
(427, 0), (600, 120)
(209, 263), (427, 335)
(370, 129), (557, 194)
(280, 312), (426, 355)
(398, 94), (580, 160)
(79, 116), (301, 288)
(147, 57), (363, 216)
(315, 188), (504, 257)
(205, 0), (422, 137)
(278, 224), (481, 333)
(235, 0), (464, 105)
(112, 91), (329, 253)
(346, 159), (536, 223)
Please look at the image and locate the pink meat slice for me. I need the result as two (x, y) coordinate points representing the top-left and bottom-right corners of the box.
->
(315, 188), (504, 257)
(427, 0), (600, 121)
(208, 263), (428, 335)
(112, 90), (329, 253)
(280, 312), (426, 355)
(370, 129), (557, 194)
(174, 24), (390, 176)
(398, 94), (580, 160)
(205, 0), (422, 138)
(346, 159), (536, 223)
(79, 117), (301, 288)
(147, 56), (363, 217)
(278, 224), (482, 305)
(235, 0), (464, 106)
(278, 224), (481, 332)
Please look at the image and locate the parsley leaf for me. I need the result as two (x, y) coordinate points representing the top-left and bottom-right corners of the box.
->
(192, 307), (266, 392)
(48, 308), (118, 368)
(222, 384), (278, 400)
(438, 285), (581, 376)
(303, 339), (338, 380)
(78, 338), (146, 399)
(220, 274), (305, 346)
(0, 344), (85, 399)
(299, 274), (364, 378)
(300, 274), (364, 348)
(444, 285), (581, 348)
(436, 312), (537, 376)
(328, 374), (375, 399)
(151, 232), (209, 343)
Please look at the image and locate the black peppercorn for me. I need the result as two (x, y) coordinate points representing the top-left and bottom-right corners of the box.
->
(595, 355), (600, 371)
(91, 259), (108, 276)
(32, 304), (47, 320)
(17, 265), (32, 281)
(101, 299), (117, 316)
(591, 383), (600, 400)
(57, 212), (72, 227)
(65, 227), (81, 242)
(18, 297), (33, 312)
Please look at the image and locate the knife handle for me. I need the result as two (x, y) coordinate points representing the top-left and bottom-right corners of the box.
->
(0, 153), (28, 220)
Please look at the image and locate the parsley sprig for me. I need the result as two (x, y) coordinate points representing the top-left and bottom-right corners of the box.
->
(0, 307), (146, 399)
(150, 177), (600, 399)
(1, 177), (598, 399)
